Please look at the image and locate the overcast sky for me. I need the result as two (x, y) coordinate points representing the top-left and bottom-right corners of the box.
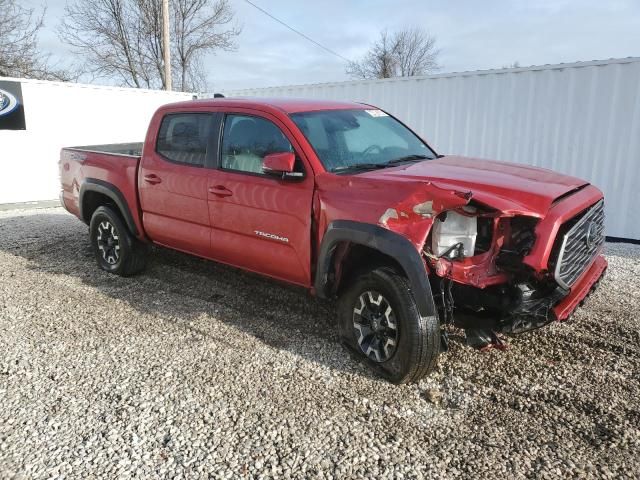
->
(26, 0), (640, 91)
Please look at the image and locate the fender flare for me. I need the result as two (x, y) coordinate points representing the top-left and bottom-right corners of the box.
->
(79, 178), (139, 236)
(314, 220), (437, 318)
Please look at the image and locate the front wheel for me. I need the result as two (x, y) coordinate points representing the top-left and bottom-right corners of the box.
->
(89, 206), (147, 276)
(338, 266), (440, 383)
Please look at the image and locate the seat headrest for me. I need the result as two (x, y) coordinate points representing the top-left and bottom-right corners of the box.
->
(227, 118), (290, 155)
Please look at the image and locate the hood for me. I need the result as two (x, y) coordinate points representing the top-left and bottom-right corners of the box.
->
(359, 155), (589, 216)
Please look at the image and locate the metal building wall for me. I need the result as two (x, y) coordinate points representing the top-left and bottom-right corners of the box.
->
(225, 58), (640, 240)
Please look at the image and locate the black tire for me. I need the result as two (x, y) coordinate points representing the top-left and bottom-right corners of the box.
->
(338, 266), (440, 384)
(89, 206), (147, 276)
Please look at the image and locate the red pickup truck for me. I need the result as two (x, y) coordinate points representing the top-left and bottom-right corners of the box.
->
(59, 97), (607, 383)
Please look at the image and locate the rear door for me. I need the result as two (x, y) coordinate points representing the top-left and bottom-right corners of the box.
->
(206, 110), (315, 286)
(139, 111), (220, 257)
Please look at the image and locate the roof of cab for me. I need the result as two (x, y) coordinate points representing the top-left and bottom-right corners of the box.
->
(163, 97), (370, 114)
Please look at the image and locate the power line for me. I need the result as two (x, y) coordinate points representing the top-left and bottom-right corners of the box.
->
(241, 0), (351, 63)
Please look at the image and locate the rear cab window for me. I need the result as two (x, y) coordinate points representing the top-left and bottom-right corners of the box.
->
(156, 113), (213, 167)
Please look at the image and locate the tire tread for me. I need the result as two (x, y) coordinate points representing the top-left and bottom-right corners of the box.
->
(339, 265), (440, 384)
(90, 206), (147, 276)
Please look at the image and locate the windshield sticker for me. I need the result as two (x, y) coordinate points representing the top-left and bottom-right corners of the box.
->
(365, 109), (388, 117)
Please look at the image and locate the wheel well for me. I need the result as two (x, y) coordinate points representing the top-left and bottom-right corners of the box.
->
(333, 242), (405, 295)
(81, 191), (119, 225)
(315, 221), (436, 318)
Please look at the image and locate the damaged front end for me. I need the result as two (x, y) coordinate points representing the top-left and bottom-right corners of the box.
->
(425, 211), (566, 334)
(383, 183), (607, 348)
(422, 215), (554, 348)
(317, 163), (607, 350)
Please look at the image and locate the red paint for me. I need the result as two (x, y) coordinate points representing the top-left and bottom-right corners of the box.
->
(59, 148), (144, 236)
(263, 152), (296, 174)
(59, 97), (607, 323)
(376, 155), (590, 216)
(553, 255), (607, 321)
(522, 185), (603, 272)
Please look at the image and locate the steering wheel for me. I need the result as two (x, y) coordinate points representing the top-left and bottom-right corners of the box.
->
(361, 144), (383, 162)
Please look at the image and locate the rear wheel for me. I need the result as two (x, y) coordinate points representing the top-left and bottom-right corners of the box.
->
(89, 206), (147, 276)
(338, 266), (440, 383)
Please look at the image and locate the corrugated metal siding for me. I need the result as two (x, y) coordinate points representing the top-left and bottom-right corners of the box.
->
(223, 58), (640, 240)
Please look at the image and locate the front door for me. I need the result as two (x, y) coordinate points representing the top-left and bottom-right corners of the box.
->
(207, 111), (315, 286)
(139, 112), (218, 257)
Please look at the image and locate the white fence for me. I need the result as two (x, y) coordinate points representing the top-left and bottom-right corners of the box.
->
(0, 78), (192, 204)
(224, 58), (640, 240)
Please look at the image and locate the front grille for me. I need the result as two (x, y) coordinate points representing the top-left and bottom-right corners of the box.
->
(553, 200), (605, 289)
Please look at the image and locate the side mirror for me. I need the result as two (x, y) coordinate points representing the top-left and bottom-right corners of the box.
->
(262, 152), (303, 179)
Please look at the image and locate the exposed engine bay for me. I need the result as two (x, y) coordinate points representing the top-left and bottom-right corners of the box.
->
(421, 198), (605, 349)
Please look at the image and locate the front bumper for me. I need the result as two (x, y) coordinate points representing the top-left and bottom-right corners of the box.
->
(553, 254), (607, 321)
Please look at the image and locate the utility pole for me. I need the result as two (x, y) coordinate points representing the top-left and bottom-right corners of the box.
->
(162, 0), (172, 91)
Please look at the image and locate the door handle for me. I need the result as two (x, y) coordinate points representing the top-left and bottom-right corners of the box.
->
(208, 185), (233, 197)
(143, 174), (162, 185)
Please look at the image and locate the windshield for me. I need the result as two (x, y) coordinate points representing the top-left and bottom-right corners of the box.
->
(290, 108), (436, 173)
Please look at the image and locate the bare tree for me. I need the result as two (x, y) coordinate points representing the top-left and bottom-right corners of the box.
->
(394, 27), (440, 76)
(347, 27), (440, 80)
(172, 0), (238, 91)
(59, 0), (240, 91)
(0, 0), (72, 80)
(346, 30), (397, 80)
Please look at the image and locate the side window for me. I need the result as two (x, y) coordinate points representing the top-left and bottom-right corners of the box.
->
(221, 114), (295, 175)
(156, 113), (210, 167)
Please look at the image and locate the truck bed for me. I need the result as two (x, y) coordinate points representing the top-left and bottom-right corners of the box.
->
(64, 142), (144, 157)
(59, 144), (145, 240)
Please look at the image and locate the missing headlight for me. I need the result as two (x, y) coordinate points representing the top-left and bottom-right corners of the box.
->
(475, 217), (494, 254)
(496, 216), (539, 274)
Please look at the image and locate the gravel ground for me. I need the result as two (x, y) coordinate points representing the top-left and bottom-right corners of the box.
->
(0, 207), (639, 479)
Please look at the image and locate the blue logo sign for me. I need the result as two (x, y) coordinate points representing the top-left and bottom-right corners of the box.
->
(0, 88), (19, 117)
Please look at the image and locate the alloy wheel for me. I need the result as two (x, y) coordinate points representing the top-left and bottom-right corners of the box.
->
(96, 220), (120, 265)
(352, 291), (399, 362)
